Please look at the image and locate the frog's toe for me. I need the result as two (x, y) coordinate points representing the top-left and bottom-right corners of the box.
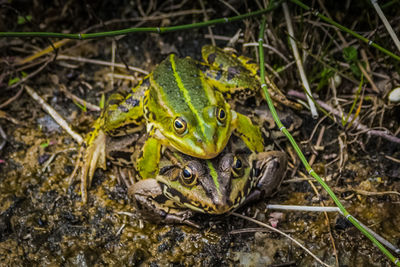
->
(78, 130), (107, 202)
(164, 213), (200, 228)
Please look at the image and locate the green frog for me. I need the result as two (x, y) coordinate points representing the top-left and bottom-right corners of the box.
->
(78, 46), (277, 202)
(129, 137), (287, 227)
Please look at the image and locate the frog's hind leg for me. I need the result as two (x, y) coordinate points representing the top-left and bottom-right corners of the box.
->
(202, 45), (302, 109)
(236, 52), (302, 109)
(103, 89), (145, 134)
(203, 45), (259, 77)
(200, 45), (259, 101)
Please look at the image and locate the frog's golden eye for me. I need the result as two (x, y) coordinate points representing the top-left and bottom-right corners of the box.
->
(173, 117), (187, 135)
(216, 107), (227, 124)
(180, 166), (198, 187)
(232, 156), (244, 178)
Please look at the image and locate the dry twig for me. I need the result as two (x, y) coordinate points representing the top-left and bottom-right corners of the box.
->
(59, 85), (101, 112)
(232, 212), (332, 267)
(288, 90), (400, 144)
(24, 85), (83, 144)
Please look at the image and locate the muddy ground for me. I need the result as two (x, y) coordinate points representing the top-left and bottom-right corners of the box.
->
(0, 1), (399, 266)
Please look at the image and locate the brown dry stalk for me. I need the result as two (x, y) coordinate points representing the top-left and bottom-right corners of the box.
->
(288, 90), (400, 144)
(24, 85), (83, 144)
(232, 212), (332, 267)
(335, 187), (400, 197)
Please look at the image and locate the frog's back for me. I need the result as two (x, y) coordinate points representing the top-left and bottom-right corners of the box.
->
(151, 54), (214, 115)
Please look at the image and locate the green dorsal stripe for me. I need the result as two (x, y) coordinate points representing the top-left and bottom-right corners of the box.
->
(170, 54), (207, 138)
(207, 160), (220, 193)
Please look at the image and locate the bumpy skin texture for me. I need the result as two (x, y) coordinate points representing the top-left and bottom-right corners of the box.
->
(129, 141), (287, 226)
(77, 46), (267, 202)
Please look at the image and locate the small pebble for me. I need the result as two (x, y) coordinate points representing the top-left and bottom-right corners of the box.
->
(388, 87), (400, 102)
(38, 153), (50, 165)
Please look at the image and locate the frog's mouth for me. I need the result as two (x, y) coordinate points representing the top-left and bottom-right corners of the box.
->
(172, 130), (232, 159)
(171, 140), (226, 159)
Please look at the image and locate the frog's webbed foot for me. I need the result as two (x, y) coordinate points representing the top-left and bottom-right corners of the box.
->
(259, 75), (303, 110)
(236, 51), (302, 110)
(72, 129), (107, 203)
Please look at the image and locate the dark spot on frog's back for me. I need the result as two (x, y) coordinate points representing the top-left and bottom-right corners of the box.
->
(227, 66), (241, 80)
(215, 70), (222, 80)
(107, 98), (121, 106)
(195, 63), (208, 72)
(126, 96), (140, 107)
(142, 77), (150, 87)
(207, 53), (216, 64)
(118, 105), (129, 113)
(148, 112), (156, 121)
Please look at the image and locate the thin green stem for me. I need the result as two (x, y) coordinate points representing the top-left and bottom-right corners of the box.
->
(381, 0), (400, 9)
(258, 15), (400, 266)
(289, 0), (400, 62)
(0, 3), (282, 39)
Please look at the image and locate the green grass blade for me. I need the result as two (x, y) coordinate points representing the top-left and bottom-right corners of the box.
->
(289, 0), (400, 62)
(0, 3), (282, 39)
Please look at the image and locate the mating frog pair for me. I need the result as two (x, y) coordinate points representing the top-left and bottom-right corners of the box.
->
(78, 45), (295, 202)
(129, 137), (287, 227)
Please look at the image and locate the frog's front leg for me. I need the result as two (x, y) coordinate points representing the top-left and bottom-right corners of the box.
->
(246, 151), (287, 203)
(233, 111), (264, 153)
(135, 136), (162, 179)
(129, 179), (199, 228)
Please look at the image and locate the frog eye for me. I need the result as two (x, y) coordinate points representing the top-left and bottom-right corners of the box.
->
(232, 156), (244, 178)
(216, 107), (227, 124)
(173, 117), (187, 135)
(180, 166), (198, 187)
